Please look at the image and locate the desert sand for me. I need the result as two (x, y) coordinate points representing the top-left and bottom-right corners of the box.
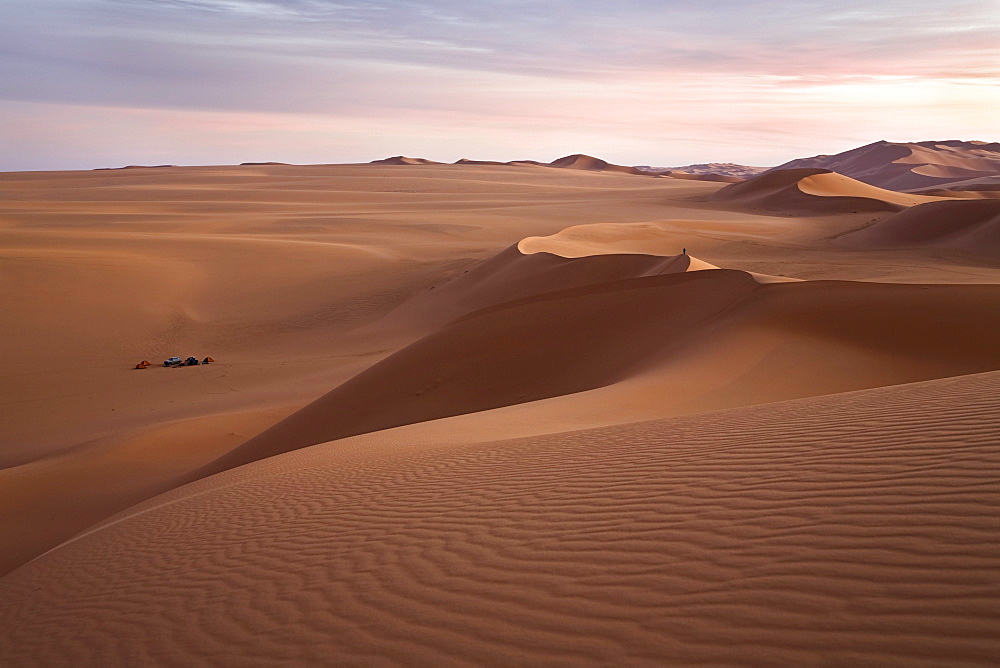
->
(2, 157), (1000, 665)
(771, 139), (1000, 192)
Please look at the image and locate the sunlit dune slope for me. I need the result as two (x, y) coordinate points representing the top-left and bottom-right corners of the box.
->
(840, 198), (1000, 254)
(3, 370), (999, 666)
(711, 168), (941, 213)
(518, 226), (716, 264)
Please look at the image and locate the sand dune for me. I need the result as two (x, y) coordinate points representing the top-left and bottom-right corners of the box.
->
(917, 187), (1000, 199)
(4, 158), (1000, 664)
(840, 198), (1000, 254)
(636, 162), (768, 180)
(0, 163), (731, 573)
(375, 154), (652, 175)
(207, 269), (761, 471)
(546, 154), (652, 175)
(370, 156), (444, 165)
(381, 245), (711, 332)
(661, 170), (743, 183)
(3, 370), (999, 666)
(519, 225), (715, 264)
(2, 162), (697, 459)
(211, 258), (1000, 473)
(0, 404), (293, 576)
(454, 158), (515, 166)
(772, 139), (1000, 191)
(95, 164), (176, 170)
(712, 167), (941, 213)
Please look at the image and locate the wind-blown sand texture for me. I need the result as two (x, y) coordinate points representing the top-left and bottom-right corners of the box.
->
(2, 371), (999, 666)
(2, 156), (1000, 664)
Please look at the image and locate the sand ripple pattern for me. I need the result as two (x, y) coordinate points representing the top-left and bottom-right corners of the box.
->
(2, 371), (1000, 666)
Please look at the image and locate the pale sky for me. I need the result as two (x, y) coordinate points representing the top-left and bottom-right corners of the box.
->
(2, 0), (998, 171)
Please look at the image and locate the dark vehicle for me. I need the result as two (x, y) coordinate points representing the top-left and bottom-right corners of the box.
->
(184, 356), (200, 366)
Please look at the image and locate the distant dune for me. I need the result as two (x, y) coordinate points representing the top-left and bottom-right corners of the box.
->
(370, 154), (656, 175)
(771, 139), (1000, 192)
(454, 158), (515, 166)
(711, 167), (942, 213)
(636, 162), (768, 181)
(545, 154), (651, 175)
(370, 156), (444, 165)
(376, 153), (766, 180)
(94, 164), (175, 170)
(659, 171), (743, 183)
(840, 198), (1000, 254)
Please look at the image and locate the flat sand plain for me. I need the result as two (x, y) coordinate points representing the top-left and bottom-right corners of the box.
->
(2, 162), (999, 665)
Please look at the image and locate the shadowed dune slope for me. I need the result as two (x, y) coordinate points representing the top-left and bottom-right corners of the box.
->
(917, 187), (1000, 200)
(840, 198), (1000, 254)
(209, 266), (1000, 474)
(207, 269), (759, 472)
(3, 370), (1000, 666)
(711, 168), (940, 213)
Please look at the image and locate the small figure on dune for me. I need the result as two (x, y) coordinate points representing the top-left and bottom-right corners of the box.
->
(682, 248), (687, 255)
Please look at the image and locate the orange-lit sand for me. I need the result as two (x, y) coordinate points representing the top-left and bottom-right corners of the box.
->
(2, 160), (999, 664)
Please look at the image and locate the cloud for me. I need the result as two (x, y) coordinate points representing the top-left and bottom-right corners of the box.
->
(1, 0), (997, 169)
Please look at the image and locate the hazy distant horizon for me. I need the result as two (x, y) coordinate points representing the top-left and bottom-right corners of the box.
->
(3, 0), (998, 172)
(6, 137), (998, 174)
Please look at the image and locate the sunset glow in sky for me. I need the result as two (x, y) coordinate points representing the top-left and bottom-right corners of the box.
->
(3, 0), (998, 170)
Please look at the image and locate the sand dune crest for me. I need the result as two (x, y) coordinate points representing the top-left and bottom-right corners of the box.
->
(207, 261), (1000, 474)
(712, 167), (940, 213)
